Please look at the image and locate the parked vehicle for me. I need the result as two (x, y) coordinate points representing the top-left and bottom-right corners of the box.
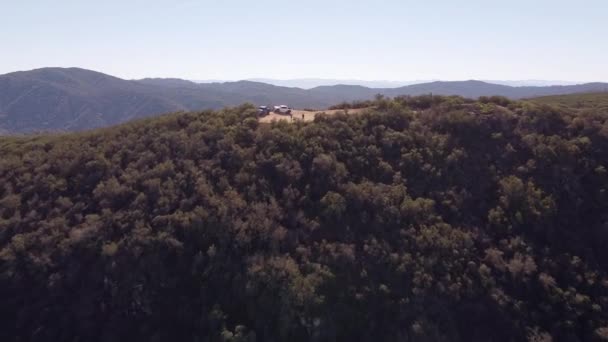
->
(258, 105), (270, 116)
(273, 105), (292, 115)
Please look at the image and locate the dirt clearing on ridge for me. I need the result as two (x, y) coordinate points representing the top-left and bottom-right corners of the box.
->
(258, 108), (370, 123)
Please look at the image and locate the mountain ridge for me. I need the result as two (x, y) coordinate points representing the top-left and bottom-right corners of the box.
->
(1, 67), (607, 133)
(210, 78), (587, 89)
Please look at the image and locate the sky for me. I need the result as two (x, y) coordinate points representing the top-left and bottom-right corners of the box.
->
(1, 0), (607, 82)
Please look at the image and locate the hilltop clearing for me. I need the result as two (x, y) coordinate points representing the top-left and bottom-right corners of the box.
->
(258, 107), (371, 123)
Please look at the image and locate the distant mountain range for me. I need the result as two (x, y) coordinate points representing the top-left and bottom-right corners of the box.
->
(198, 78), (586, 89)
(242, 79), (426, 89)
(1, 67), (607, 133)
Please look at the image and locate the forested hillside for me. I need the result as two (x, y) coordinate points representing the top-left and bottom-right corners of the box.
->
(1, 95), (608, 341)
(529, 93), (608, 112)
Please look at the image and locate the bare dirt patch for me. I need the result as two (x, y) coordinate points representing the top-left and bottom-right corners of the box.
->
(258, 108), (370, 123)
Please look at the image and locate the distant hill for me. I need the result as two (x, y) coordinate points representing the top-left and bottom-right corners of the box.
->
(485, 80), (583, 87)
(387, 81), (608, 99)
(242, 78), (585, 89)
(244, 78), (425, 89)
(1, 67), (607, 133)
(0, 68), (196, 133)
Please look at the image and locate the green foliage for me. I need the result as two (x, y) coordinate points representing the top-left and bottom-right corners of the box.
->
(529, 92), (608, 112)
(1, 98), (608, 341)
(328, 99), (375, 110)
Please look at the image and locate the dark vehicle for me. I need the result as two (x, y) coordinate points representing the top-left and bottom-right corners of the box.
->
(257, 105), (270, 116)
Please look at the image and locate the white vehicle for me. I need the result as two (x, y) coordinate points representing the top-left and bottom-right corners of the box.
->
(273, 105), (292, 115)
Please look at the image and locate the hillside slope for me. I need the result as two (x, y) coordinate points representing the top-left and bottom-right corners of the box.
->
(0, 68), (333, 133)
(1, 97), (608, 341)
(528, 92), (608, 111)
(1, 67), (608, 133)
(386, 81), (608, 99)
(0, 68), (183, 132)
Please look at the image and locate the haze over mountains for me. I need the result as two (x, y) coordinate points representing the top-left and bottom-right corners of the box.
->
(240, 79), (427, 89)
(221, 78), (585, 89)
(1, 67), (607, 133)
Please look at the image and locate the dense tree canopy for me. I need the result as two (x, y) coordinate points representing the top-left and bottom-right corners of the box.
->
(1, 95), (608, 341)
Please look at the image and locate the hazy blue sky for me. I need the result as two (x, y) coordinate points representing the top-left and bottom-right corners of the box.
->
(1, 0), (606, 81)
